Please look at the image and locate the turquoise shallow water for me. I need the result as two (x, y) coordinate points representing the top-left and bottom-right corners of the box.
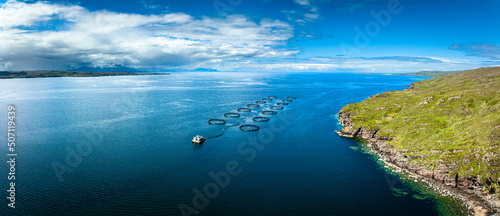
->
(0, 72), (470, 215)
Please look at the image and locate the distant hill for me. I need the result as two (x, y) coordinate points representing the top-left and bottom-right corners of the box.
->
(0, 70), (168, 79)
(399, 70), (466, 77)
(69, 65), (146, 72)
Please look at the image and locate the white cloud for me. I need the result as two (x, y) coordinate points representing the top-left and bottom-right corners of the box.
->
(0, 0), (84, 29)
(286, 0), (320, 25)
(0, 0), (296, 70)
(450, 43), (500, 60)
(294, 0), (310, 6)
(214, 56), (493, 73)
(140, 0), (169, 11)
(304, 13), (319, 20)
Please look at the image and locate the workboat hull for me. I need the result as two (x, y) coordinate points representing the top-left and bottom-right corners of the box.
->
(191, 139), (205, 144)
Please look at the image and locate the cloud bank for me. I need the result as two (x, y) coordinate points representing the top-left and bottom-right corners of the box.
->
(210, 56), (485, 73)
(0, 0), (497, 72)
(450, 43), (500, 60)
(0, 0), (296, 70)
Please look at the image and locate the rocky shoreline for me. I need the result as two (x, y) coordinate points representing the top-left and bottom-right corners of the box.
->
(336, 111), (500, 215)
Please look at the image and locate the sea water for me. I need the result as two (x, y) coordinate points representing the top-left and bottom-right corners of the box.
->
(0, 72), (471, 215)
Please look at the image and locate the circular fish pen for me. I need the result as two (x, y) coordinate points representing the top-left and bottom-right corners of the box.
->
(224, 113), (240, 118)
(237, 108), (252, 112)
(252, 116), (270, 122)
(262, 110), (278, 115)
(201, 96), (300, 141)
(239, 124), (260, 132)
(270, 106), (284, 110)
(208, 119), (226, 125)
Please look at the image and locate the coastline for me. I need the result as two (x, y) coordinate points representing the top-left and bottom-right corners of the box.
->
(336, 111), (500, 215)
(0, 70), (170, 79)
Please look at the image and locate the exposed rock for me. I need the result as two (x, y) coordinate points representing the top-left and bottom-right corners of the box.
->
(336, 111), (500, 215)
(419, 96), (434, 105)
(448, 94), (462, 101)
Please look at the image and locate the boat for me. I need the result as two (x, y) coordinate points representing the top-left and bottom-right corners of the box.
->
(191, 135), (205, 144)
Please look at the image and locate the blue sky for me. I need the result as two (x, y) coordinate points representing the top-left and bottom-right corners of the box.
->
(0, 0), (499, 72)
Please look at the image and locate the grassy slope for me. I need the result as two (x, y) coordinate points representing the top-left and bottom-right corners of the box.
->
(340, 67), (500, 195)
(0, 70), (167, 79)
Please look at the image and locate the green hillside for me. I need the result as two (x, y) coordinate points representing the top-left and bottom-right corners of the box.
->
(340, 67), (500, 196)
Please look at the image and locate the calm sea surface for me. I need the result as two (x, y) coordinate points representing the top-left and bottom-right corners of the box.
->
(0, 73), (471, 215)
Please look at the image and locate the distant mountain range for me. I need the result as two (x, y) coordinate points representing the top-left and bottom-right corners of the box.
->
(68, 66), (219, 73)
(0, 70), (169, 79)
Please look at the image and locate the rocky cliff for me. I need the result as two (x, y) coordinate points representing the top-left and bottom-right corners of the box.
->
(336, 67), (500, 215)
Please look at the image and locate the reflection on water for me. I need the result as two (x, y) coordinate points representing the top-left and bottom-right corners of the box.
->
(0, 72), (470, 215)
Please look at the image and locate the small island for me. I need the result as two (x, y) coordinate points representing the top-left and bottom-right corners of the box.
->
(337, 67), (500, 215)
(0, 70), (169, 79)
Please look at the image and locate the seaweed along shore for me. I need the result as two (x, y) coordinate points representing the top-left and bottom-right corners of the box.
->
(336, 67), (500, 215)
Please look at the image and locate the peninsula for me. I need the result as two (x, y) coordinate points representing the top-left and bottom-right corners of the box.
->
(398, 70), (466, 77)
(337, 67), (500, 215)
(0, 70), (169, 79)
